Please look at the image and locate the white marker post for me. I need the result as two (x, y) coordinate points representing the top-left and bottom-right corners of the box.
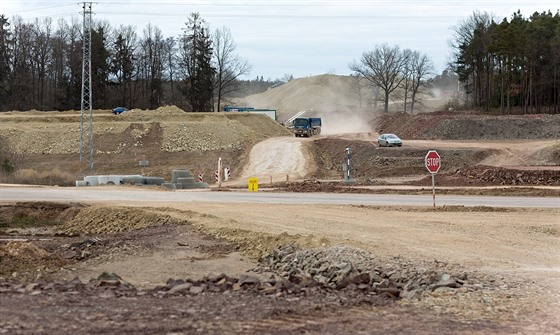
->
(424, 150), (441, 207)
(345, 146), (351, 180)
(217, 157), (222, 188)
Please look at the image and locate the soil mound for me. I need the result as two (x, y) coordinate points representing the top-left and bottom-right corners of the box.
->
(375, 111), (560, 140)
(59, 206), (184, 235)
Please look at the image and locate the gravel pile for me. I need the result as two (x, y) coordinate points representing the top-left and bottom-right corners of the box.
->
(252, 244), (489, 299)
(58, 207), (182, 235)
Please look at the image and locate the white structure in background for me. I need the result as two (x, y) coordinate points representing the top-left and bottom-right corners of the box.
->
(224, 167), (231, 181)
(76, 174), (163, 187)
(286, 111), (306, 124)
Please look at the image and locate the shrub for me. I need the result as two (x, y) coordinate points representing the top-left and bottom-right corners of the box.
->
(13, 168), (75, 186)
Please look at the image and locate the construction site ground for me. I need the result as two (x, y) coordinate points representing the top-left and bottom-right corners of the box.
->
(1, 75), (559, 334)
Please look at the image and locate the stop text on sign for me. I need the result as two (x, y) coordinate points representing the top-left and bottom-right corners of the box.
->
(425, 150), (441, 174)
(426, 157), (440, 166)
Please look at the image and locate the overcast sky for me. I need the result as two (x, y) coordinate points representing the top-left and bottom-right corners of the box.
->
(1, 0), (559, 80)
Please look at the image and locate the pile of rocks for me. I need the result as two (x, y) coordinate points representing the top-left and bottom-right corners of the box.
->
(0, 244), (497, 302)
(0, 272), (139, 299)
(454, 165), (560, 186)
(0, 271), (390, 300)
(252, 244), (484, 299)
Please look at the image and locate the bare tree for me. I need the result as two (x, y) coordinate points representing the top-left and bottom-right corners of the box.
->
(50, 19), (68, 109)
(400, 49), (414, 112)
(163, 37), (178, 105)
(349, 73), (365, 108)
(212, 26), (251, 112)
(410, 51), (434, 113)
(66, 17), (83, 110)
(143, 24), (166, 109)
(350, 44), (408, 112)
(402, 50), (435, 114)
(31, 17), (52, 109)
(9, 16), (35, 111)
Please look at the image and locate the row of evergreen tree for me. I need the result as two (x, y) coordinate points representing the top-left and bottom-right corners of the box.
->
(451, 10), (560, 113)
(0, 12), (273, 112)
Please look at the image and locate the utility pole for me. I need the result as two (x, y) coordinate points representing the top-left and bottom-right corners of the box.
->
(79, 2), (94, 173)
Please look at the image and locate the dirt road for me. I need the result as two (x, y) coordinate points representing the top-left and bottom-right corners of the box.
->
(324, 133), (560, 167)
(401, 139), (560, 168)
(240, 136), (317, 182)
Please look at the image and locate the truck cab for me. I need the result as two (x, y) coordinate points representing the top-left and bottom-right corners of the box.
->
(292, 117), (322, 137)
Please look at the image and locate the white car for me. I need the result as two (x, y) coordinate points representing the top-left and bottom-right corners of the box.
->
(378, 133), (402, 147)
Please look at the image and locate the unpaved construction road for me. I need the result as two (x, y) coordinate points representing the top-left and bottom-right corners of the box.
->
(240, 136), (316, 182)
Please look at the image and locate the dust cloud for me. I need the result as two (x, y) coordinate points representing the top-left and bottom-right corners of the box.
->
(320, 111), (375, 135)
(234, 74), (384, 134)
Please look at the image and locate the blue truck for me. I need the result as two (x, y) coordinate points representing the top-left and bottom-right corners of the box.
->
(292, 117), (322, 137)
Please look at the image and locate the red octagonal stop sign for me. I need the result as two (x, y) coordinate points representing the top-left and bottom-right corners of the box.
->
(425, 150), (441, 174)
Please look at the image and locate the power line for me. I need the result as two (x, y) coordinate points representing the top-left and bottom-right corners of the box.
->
(9, 12), (82, 20)
(4, 0), (557, 22)
(94, 11), (466, 20)
(99, 0), (558, 6)
(3, 4), (77, 15)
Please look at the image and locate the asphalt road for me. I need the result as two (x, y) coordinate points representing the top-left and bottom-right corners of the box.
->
(1, 186), (559, 208)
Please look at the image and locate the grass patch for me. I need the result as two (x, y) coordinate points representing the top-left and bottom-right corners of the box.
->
(11, 168), (76, 186)
(0, 214), (60, 230)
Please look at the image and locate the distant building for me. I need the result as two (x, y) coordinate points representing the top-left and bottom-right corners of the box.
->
(223, 105), (277, 121)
